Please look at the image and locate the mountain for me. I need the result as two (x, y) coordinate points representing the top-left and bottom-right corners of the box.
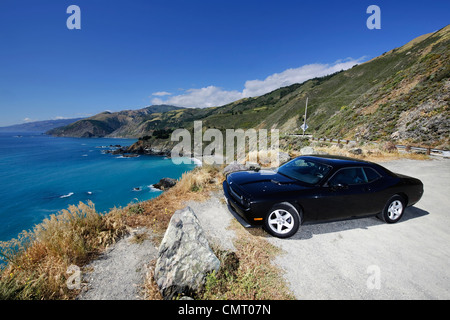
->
(47, 105), (183, 138)
(48, 25), (449, 149)
(0, 118), (85, 133)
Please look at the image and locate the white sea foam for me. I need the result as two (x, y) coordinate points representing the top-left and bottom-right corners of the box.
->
(148, 184), (162, 192)
(191, 157), (203, 167)
(60, 192), (74, 198)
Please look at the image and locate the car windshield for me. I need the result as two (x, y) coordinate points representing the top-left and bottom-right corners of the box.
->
(276, 158), (332, 185)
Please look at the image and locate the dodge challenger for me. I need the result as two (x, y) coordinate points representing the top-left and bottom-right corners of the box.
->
(223, 155), (424, 238)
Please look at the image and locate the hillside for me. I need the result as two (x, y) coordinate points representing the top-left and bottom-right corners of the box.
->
(49, 25), (449, 148)
(0, 118), (84, 133)
(47, 105), (183, 138)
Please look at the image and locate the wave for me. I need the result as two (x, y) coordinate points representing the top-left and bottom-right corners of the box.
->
(60, 192), (74, 198)
(191, 157), (202, 167)
(148, 184), (162, 192)
(116, 155), (140, 159)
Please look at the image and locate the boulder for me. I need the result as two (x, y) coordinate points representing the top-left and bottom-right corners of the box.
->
(154, 207), (220, 300)
(300, 146), (316, 155)
(349, 148), (363, 155)
(278, 151), (291, 164)
(153, 177), (177, 190)
(223, 162), (247, 175)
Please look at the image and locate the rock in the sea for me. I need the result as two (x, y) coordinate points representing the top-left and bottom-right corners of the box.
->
(154, 207), (220, 300)
(153, 177), (177, 190)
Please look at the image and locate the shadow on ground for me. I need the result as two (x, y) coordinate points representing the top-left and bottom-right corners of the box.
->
(228, 205), (429, 241)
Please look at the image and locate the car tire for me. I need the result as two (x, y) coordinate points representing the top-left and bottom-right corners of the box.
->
(264, 202), (301, 238)
(378, 195), (406, 223)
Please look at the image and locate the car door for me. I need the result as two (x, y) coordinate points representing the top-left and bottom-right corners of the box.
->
(316, 167), (372, 221)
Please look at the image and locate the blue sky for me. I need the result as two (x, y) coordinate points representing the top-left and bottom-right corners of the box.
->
(0, 0), (449, 126)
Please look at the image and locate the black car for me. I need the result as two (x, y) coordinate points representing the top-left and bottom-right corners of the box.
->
(223, 155), (424, 238)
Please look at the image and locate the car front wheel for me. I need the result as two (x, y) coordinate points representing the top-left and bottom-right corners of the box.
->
(264, 203), (301, 238)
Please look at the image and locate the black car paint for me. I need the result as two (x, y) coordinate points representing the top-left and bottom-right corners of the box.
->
(223, 155), (423, 227)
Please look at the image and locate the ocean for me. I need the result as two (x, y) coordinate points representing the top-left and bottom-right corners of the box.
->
(0, 132), (196, 242)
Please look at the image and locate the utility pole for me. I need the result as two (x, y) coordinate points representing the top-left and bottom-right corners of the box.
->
(302, 97), (308, 136)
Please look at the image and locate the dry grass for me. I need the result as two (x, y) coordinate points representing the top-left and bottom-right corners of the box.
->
(124, 164), (225, 243)
(200, 220), (294, 300)
(143, 259), (163, 300)
(0, 201), (127, 300)
(291, 142), (430, 162)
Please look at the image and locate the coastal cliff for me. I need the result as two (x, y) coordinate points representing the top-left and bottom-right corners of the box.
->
(126, 138), (177, 156)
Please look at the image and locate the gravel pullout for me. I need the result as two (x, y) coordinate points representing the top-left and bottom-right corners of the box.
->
(77, 227), (157, 300)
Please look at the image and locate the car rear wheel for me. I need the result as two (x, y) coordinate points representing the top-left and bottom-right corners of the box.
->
(379, 195), (406, 223)
(264, 203), (301, 238)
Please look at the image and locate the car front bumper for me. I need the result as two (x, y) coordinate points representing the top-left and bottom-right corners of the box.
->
(223, 180), (262, 227)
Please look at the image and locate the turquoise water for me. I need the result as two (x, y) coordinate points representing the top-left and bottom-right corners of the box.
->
(0, 133), (196, 242)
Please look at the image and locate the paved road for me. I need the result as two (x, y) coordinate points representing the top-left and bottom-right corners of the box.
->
(267, 158), (450, 299)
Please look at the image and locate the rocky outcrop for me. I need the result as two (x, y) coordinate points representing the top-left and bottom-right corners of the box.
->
(126, 138), (177, 156)
(300, 146), (316, 155)
(153, 178), (177, 190)
(223, 162), (247, 175)
(278, 151), (291, 164)
(223, 151), (291, 175)
(154, 207), (220, 300)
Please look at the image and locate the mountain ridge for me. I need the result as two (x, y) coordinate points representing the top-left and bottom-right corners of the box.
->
(48, 25), (450, 148)
(0, 118), (85, 133)
(47, 105), (183, 138)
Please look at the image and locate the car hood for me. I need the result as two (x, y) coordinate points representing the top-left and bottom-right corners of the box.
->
(227, 170), (310, 198)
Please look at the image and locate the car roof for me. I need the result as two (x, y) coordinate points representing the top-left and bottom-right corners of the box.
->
(296, 154), (373, 168)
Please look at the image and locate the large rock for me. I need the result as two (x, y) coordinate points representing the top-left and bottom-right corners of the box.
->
(300, 146), (316, 155)
(278, 151), (291, 164)
(223, 162), (247, 175)
(153, 177), (177, 190)
(349, 148), (363, 155)
(154, 207), (220, 300)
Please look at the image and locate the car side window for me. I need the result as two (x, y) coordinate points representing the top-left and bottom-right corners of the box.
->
(363, 167), (381, 182)
(328, 168), (368, 186)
